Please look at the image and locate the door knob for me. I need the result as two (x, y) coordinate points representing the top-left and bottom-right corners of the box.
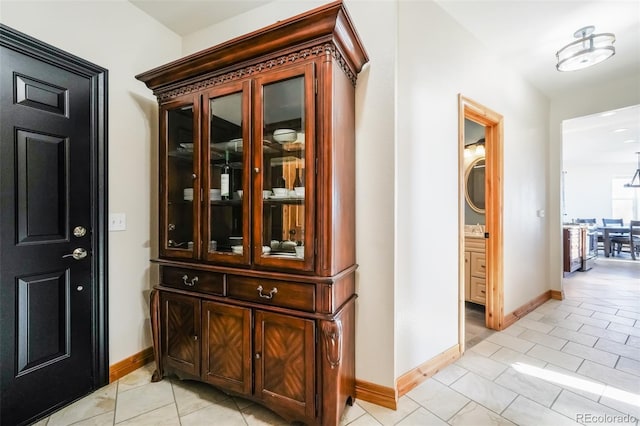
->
(62, 248), (88, 260)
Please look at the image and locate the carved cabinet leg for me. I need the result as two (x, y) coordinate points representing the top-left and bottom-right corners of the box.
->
(320, 298), (356, 426)
(150, 289), (164, 382)
(321, 320), (343, 369)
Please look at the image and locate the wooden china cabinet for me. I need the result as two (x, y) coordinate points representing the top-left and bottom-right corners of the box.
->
(135, 2), (368, 425)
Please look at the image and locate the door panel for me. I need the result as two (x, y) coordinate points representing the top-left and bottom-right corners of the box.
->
(15, 130), (68, 243)
(203, 81), (251, 265)
(201, 301), (252, 395)
(253, 63), (315, 272)
(16, 271), (71, 375)
(160, 95), (200, 259)
(254, 310), (315, 420)
(1, 25), (107, 426)
(161, 293), (200, 377)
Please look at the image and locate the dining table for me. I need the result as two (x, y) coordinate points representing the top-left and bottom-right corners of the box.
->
(599, 225), (630, 257)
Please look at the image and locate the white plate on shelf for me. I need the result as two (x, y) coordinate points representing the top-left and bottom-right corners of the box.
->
(269, 252), (297, 257)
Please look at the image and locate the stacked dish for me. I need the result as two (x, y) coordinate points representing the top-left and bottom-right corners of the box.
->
(273, 129), (297, 143)
(183, 188), (193, 201)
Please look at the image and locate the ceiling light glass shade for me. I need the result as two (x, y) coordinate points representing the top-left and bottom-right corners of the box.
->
(556, 26), (615, 72)
(475, 145), (485, 156)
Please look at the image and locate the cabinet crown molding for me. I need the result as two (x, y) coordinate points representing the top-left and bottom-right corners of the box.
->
(135, 0), (368, 93)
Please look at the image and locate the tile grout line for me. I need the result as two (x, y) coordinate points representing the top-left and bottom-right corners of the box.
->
(112, 378), (119, 426)
(169, 379), (183, 426)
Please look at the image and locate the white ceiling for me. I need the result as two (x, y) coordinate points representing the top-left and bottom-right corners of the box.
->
(128, 0), (640, 165)
(563, 104), (640, 166)
(129, 0), (274, 36)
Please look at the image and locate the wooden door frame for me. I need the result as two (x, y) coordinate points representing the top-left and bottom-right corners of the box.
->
(458, 95), (504, 351)
(0, 24), (109, 387)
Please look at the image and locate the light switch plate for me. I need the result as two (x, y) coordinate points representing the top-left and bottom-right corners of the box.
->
(109, 213), (126, 231)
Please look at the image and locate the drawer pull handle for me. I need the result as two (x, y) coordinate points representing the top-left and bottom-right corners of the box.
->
(256, 285), (278, 299)
(182, 275), (199, 287)
(480, 290), (486, 294)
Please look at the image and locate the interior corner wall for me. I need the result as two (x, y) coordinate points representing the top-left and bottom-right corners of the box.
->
(182, 0), (398, 388)
(0, 1), (182, 365)
(548, 74), (640, 293)
(396, 1), (550, 375)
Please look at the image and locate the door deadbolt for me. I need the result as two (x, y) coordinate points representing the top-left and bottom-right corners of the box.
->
(62, 248), (88, 260)
(73, 226), (87, 237)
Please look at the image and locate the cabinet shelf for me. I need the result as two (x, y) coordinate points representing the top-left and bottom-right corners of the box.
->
(264, 197), (304, 205)
(210, 199), (242, 206)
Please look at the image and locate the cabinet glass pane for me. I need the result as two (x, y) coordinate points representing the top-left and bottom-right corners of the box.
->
(209, 92), (245, 255)
(261, 76), (306, 261)
(167, 105), (195, 252)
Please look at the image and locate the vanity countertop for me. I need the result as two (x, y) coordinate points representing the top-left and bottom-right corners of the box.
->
(464, 224), (485, 239)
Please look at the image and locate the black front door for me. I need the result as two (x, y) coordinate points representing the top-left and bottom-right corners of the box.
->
(0, 25), (108, 426)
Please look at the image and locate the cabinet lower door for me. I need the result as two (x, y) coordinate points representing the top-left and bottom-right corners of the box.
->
(161, 292), (200, 377)
(201, 301), (252, 395)
(254, 310), (315, 420)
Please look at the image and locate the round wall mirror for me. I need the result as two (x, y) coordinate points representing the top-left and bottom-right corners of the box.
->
(465, 157), (485, 214)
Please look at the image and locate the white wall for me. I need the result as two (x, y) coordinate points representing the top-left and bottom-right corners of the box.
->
(548, 75), (640, 293)
(563, 163), (633, 224)
(183, 0), (398, 388)
(0, 0), (182, 364)
(395, 1), (550, 376)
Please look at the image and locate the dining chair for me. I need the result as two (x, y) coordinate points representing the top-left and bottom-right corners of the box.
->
(630, 220), (640, 261)
(602, 218), (627, 256)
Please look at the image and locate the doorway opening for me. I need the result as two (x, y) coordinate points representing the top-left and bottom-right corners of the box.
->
(458, 95), (504, 353)
(560, 104), (640, 273)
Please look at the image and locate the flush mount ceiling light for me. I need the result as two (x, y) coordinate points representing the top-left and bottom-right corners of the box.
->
(625, 152), (640, 188)
(556, 26), (615, 72)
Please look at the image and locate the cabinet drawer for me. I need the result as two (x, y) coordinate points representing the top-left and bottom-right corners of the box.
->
(162, 267), (225, 296)
(227, 276), (315, 312)
(470, 276), (486, 305)
(470, 252), (486, 278)
(465, 237), (485, 253)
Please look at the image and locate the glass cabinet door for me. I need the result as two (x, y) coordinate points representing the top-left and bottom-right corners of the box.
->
(161, 96), (200, 258)
(204, 81), (251, 265)
(253, 64), (315, 271)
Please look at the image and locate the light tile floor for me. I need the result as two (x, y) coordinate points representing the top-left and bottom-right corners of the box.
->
(465, 302), (495, 349)
(32, 257), (639, 425)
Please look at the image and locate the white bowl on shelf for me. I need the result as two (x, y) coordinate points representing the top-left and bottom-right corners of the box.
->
(231, 245), (243, 255)
(273, 129), (297, 143)
(272, 187), (287, 197)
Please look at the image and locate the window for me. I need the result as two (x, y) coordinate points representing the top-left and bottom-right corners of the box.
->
(611, 177), (640, 222)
